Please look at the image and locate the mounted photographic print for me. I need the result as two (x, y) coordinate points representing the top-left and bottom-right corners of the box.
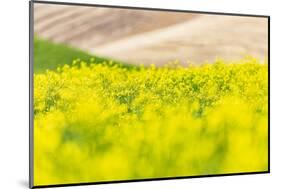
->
(30, 1), (269, 188)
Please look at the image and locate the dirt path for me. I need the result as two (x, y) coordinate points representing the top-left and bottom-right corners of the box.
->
(34, 4), (268, 65)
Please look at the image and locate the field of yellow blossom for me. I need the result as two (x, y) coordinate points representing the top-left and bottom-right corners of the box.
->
(34, 57), (268, 186)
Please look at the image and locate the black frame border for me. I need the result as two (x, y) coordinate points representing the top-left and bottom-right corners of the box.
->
(29, 0), (270, 188)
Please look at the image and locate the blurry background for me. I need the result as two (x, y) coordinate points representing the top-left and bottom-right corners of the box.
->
(34, 3), (268, 66)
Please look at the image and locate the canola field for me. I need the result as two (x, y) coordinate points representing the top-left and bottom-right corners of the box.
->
(34, 58), (268, 185)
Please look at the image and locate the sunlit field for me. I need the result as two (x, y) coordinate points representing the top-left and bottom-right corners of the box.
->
(34, 56), (268, 185)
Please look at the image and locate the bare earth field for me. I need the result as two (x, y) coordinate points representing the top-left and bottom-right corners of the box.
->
(34, 4), (268, 65)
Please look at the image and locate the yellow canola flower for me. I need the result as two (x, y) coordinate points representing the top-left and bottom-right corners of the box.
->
(34, 58), (268, 185)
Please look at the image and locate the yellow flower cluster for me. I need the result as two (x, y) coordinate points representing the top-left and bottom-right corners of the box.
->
(34, 58), (268, 185)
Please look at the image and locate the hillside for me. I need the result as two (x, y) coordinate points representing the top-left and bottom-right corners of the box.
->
(34, 3), (268, 66)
